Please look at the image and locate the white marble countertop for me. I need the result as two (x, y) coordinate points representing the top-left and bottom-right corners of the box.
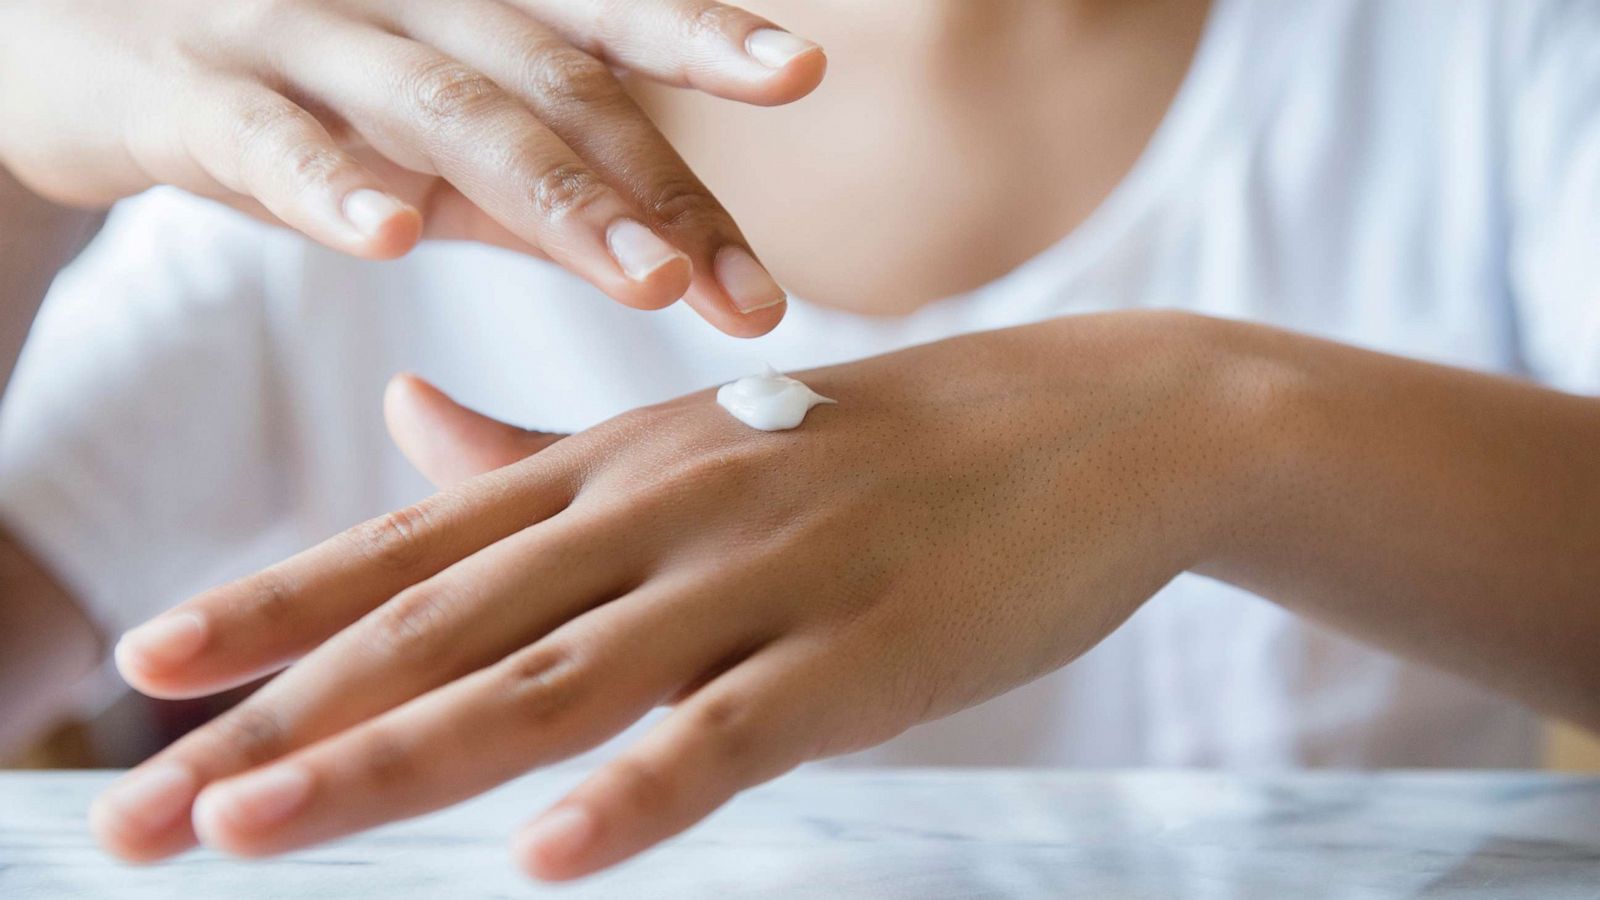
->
(2, 769), (1597, 898)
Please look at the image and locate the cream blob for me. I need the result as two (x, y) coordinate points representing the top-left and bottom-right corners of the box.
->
(716, 365), (836, 431)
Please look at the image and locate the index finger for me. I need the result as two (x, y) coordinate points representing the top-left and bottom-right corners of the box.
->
(113, 445), (573, 700)
(515, 0), (827, 104)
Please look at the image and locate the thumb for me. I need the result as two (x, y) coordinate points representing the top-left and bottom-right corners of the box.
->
(383, 373), (566, 489)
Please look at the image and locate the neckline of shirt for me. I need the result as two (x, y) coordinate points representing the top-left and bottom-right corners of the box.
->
(781, 0), (1267, 332)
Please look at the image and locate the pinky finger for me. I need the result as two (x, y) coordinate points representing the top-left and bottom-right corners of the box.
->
(514, 642), (828, 882)
(178, 83), (422, 259)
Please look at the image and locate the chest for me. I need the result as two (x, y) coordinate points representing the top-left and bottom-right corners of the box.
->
(628, 1), (1208, 315)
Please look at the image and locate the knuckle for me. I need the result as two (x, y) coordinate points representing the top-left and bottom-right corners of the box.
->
(521, 50), (619, 109)
(351, 504), (433, 573)
(607, 755), (678, 817)
(243, 572), (297, 626)
(280, 143), (347, 191)
(230, 566), (296, 624)
(231, 99), (307, 153)
(526, 162), (610, 222)
(358, 733), (416, 787)
(205, 704), (286, 766)
(501, 642), (587, 728)
(687, 692), (761, 762)
(641, 176), (723, 232)
(407, 61), (505, 127)
(365, 583), (460, 663)
(683, 3), (748, 42)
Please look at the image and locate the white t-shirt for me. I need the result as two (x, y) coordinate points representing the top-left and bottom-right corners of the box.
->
(4, 0), (1598, 768)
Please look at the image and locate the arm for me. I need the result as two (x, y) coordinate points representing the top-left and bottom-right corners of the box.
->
(0, 165), (106, 753)
(92, 311), (1600, 877)
(1198, 318), (1600, 730)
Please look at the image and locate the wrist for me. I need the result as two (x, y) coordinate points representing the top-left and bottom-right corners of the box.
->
(1020, 310), (1296, 576)
(1174, 314), (1320, 580)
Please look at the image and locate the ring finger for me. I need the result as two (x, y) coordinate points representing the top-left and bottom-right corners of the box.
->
(273, 24), (693, 311)
(392, 0), (786, 334)
(91, 508), (635, 861)
(187, 570), (775, 856)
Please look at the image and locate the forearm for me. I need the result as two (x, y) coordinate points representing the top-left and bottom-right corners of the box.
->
(0, 163), (102, 399)
(1198, 317), (1600, 730)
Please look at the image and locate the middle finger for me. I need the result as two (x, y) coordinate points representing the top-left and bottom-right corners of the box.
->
(189, 568), (773, 856)
(274, 23), (695, 312)
(92, 507), (636, 861)
(392, 0), (787, 335)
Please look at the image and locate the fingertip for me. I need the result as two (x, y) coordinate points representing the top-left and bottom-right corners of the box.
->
(341, 190), (423, 261)
(605, 219), (695, 310)
(729, 298), (786, 337)
(682, 281), (787, 338)
(191, 767), (312, 859)
(745, 42), (828, 107)
(116, 673), (211, 702)
(681, 26), (827, 105)
(363, 204), (425, 260)
(383, 371), (430, 417)
(610, 255), (694, 312)
(90, 763), (201, 863)
(512, 805), (600, 882)
(190, 787), (264, 858)
(113, 612), (209, 693)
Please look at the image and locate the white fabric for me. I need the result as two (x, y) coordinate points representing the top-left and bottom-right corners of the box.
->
(4, 0), (1596, 768)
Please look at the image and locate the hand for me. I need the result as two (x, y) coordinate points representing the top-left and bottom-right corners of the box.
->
(0, 0), (824, 335)
(95, 311), (1263, 878)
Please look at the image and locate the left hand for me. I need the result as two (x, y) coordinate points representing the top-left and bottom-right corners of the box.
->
(93, 311), (1262, 879)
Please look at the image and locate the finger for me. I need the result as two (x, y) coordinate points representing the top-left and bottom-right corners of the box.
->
(275, 27), (693, 311)
(186, 573), (769, 857)
(517, 640), (827, 881)
(135, 80), (422, 259)
(352, 155), (552, 255)
(93, 506), (635, 862)
(514, 0), (827, 105)
(384, 373), (565, 490)
(112, 447), (583, 701)
(393, 3), (786, 335)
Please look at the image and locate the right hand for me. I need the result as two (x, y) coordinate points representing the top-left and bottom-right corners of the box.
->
(0, 0), (824, 335)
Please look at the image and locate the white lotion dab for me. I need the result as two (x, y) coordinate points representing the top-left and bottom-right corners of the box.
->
(716, 365), (836, 431)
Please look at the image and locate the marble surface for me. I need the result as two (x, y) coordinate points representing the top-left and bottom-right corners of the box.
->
(2, 769), (1598, 898)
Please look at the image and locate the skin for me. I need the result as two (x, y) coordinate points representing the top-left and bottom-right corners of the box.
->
(0, 0), (832, 334)
(92, 313), (1600, 882)
(0, 0), (1594, 883)
(631, 0), (1213, 314)
(0, 0), (1208, 736)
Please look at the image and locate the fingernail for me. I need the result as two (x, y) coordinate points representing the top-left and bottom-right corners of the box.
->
(342, 189), (408, 239)
(518, 806), (596, 867)
(195, 767), (313, 838)
(746, 29), (819, 69)
(606, 219), (689, 281)
(92, 763), (197, 836)
(716, 246), (786, 313)
(115, 612), (207, 672)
